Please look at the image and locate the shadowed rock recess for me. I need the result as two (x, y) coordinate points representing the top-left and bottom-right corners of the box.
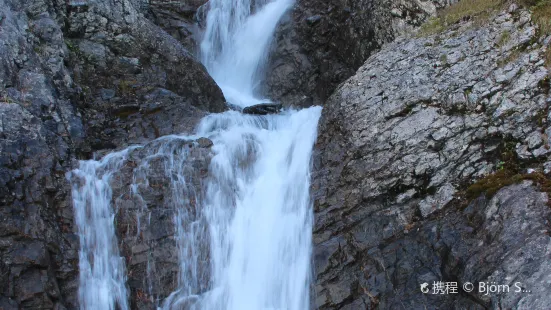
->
(265, 0), (452, 107)
(312, 5), (551, 309)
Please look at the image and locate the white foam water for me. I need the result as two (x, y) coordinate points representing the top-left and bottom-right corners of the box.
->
(200, 0), (293, 107)
(70, 0), (322, 309)
(68, 149), (135, 310)
(161, 107), (321, 310)
(198, 108), (321, 310)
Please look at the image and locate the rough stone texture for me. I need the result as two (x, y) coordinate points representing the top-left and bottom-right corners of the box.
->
(453, 182), (551, 309)
(65, 0), (225, 152)
(148, 0), (206, 52)
(109, 137), (211, 309)
(242, 103), (283, 115)
(0, 0), (224, 307)
(4, 0), (551, 308)
(312, 7), (551, 309)
(265, 0), (453, 107)
(0, 0), (84, 307)
(65, 0), (224, 113)
(0, 102), (79, 309)
(313, 182), (550, 309)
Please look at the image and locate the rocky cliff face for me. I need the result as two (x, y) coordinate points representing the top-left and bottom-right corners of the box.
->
(265, 0), (452, 107)
(65, 0), (225, 152)
(312, 4), (551, 309)
(148, 0), (206, 52)
(0, 0), (223, 307)
(4, 0), (551, 308)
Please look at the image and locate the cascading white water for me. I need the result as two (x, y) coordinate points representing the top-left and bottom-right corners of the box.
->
(192, 0), (321, 308)
(161, 107), (321, 310)
(70, 0), (321, 309)
(68, 149), (135, 310)
(197, 108), (321, 310)
(200, 0), (293, 107)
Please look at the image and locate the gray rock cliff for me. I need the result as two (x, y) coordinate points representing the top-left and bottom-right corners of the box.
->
(312, 5), (551, 309)
(3, 0), (551, 308)
(265, 0), (453, 107)
(0, 0), (224, 307)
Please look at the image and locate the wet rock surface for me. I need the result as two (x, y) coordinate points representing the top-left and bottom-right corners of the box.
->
(312, 7), (551, 309)
(265, 0), (450, 107)
(109, 137), (212, 309)
(148, 0), (205, 52)
(242, 103), (283, 115)
(0, 0), (223, 307)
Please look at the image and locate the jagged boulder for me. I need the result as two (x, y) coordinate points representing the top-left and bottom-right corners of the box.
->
(65, 0), (226, 152)
(312, 6), (551, 309)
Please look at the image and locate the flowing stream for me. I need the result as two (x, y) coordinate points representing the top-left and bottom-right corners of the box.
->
(200, 0), (293, 107)
(68, 0), (321, 309)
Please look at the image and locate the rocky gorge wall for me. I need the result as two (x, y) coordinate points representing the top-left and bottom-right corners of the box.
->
(108, 137), (213, 309)
(312, 4), (551, 309)
(2, 0), (551, 308)
(0, 0), (223, 307)
(264, 0), (454, 107)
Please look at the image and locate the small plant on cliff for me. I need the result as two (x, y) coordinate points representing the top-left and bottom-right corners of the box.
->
(419, 17), (444, 36)
(0, 95), (15, 104)
(498, 30), (511, 46)
(520, 0), (551, 35)
(465, 166), (551, 201)
(462, 138), (551, 204)
(118, 79), (138, 96)
(515, 0), (551, 67)
(418, 0), (504, 36)
(65, 40), (78, 53)
(465, 168), (522, 199)
(441, 0), (503, 25)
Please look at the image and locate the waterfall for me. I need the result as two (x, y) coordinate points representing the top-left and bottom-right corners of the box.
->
(200, 0), (293, 107)
(68, 149), (135, 310)
(69, 0), (322, 309)
(197, 108), (320, 310)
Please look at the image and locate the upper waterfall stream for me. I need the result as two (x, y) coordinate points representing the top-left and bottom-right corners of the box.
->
(200, 0), (294, 107)
(68, 0), (321, 309)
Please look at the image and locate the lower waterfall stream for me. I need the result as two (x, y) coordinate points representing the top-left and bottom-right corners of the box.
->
(68, 0), (321, 309)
